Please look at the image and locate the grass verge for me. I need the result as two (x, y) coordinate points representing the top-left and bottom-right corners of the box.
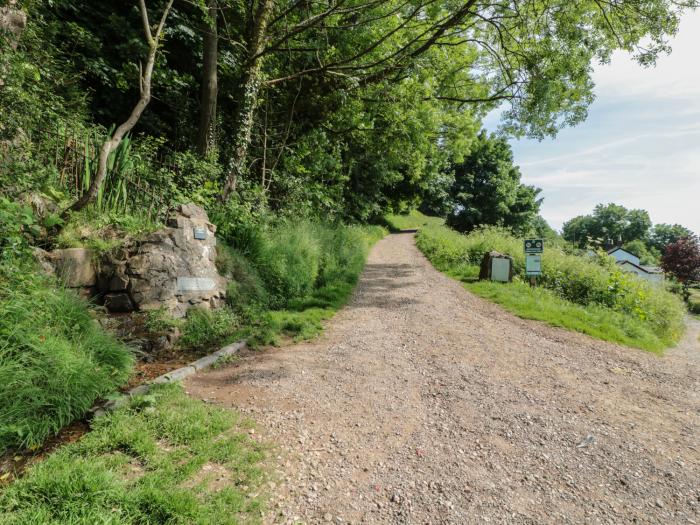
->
(413, 213), (685, 353)
(467, 281), (670, 353)
(385, 210), (444, 231)
(206, 223), (386, 347)
(0, 264), (133, 453)
(0, 384), (266, 525)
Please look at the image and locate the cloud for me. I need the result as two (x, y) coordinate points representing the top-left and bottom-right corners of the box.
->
(507, 9), (700, 234)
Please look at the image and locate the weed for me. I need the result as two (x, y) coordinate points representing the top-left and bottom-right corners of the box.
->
(211, 354), (240, 370)
(179, 308), (240, 352)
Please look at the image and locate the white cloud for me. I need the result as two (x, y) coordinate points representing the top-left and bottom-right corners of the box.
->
(509, 9), (700, 234)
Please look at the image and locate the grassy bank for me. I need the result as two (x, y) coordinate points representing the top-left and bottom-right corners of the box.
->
(175, 220), (386, 351)
(0, 263), (133, 454)
(414, 217), (685, 353)
(0, 385), (266, 524)
(0, 199), (134, 456)
(385, 210), (445, 231)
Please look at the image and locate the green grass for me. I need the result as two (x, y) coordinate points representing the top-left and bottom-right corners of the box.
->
(385, 210), (444, 231)
(0, 264), (133, 453)
(178, 223), (387, 351)
(178, 308), (241, 352)
(466, 281), (669, 353)
(415, 222), (686, 353)
(243, 225), (386, 345)
(0, 384), (266, 524)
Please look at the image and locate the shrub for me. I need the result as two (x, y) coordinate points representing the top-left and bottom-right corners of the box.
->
(0, 264), (133, 452)
(178, 308), (240, 351)
(416, 223), (686, 346)
(256, 221), (322, 309)
(216, 242), (268, 310)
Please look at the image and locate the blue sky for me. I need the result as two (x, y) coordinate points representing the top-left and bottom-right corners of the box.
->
(486, 9), (700, 234)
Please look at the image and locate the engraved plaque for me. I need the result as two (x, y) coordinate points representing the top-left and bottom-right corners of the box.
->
(177, 277), (216, 292)
(193, 227), (207, 240)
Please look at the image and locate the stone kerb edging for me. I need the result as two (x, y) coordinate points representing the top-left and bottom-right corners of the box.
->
(91, 340), (247, 418)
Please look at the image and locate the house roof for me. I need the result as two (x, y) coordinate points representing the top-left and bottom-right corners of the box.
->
(607, 246), (637, 257)
(617, 259), (663, 275)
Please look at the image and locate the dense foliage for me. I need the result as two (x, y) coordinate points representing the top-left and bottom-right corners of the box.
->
(441, 132), (542, 234)
(562, 202), (695, 265)
(2, 0), (696, 225)
(416, 222), (685, 350)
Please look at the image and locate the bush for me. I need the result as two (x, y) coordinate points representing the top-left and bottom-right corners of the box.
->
(217, 243), (268, 311)
(257, 221), (322, 309)
(416, 223), (686, 347)
(0, 264), (133, 452)
(178, 308), (240, 352)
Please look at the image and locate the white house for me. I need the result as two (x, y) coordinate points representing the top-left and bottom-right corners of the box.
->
(607, 247), (665, 283)
(607, 247), (640, 266)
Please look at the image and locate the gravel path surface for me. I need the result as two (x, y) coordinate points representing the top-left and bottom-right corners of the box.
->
(185, 233), (700, 524)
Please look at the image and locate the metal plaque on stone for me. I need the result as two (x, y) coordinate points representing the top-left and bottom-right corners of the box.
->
(193, 226), (207, 240)
(177, 277), (216, 292)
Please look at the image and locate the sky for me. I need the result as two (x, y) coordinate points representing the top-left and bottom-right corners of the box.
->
(486, 9), (700, 234)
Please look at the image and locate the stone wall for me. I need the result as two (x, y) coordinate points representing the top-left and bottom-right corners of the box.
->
(0, 3), (26, 50)
(99, 204), (226, 317)
(37, 204), (227, 318)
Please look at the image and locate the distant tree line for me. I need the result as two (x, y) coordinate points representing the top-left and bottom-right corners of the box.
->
(562, 203), (695, 265)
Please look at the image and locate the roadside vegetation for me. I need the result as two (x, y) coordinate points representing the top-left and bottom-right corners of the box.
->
(386, 211), (445, 232)
(178, 220), (385, 350)
(414, 217), (686, 353)
(1, 0), (697, 517)
(0, 200), (133, 453)
(0, 385), (266, 524)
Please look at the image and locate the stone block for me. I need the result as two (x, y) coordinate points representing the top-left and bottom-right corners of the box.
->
(104, 293), (135, 312)
(53, 248), (96, 287)
(96, 203), (226, 318)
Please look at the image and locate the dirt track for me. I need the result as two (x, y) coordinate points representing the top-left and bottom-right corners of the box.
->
(185, 233), (700, 524)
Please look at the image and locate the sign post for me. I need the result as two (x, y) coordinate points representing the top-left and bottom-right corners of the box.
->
(524, 239), (543, 286)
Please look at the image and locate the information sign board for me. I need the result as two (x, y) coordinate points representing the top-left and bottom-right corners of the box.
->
(524, 239), (544, 254)
(526, 254), (542, 276)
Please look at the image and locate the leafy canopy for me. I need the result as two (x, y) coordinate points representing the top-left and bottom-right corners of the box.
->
(444, 131), (542, 234)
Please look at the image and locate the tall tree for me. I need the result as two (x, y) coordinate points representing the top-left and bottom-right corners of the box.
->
(220, 0), (695, 202)
(65, 0), (174, 214)
(445, 131), (542, 234)
(222, 0), (274, 198)
(649, 223), (694, 253)
(562, 203), (652, 248)
(197, 0), (218, 156)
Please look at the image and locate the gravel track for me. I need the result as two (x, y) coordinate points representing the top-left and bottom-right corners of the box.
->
(185, 233), (700, 524)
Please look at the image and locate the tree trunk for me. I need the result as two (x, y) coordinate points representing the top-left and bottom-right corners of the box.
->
(65, 0), (174, 215)
(196, 0), (218, 156)
(221, 0), (274, 200)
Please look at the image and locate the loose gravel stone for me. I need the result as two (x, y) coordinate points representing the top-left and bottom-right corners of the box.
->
(186, 233), (700, 524)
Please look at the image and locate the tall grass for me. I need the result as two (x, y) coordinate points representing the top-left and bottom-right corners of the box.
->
(211, 221), (385, 345)
(385, 210), (445, 231)
(416, 221), (686, 351)
(0, 265), (133, 452)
